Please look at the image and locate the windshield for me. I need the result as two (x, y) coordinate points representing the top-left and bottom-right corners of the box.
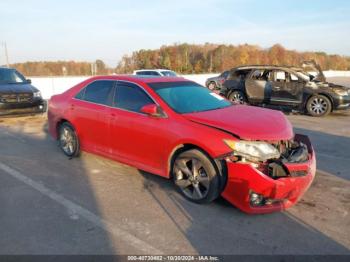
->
(0, 69), (26, 84)
(149, 81), (232, 114)
(161, 70), (177, 77)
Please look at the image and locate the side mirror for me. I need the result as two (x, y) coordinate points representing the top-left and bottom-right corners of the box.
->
(140, 104), (163, 117)
(26, 79), (32, 84)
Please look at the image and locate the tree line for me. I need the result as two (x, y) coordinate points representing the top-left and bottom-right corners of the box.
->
(10, 59), (111, 76)
(116, 43), (350, 74)
(8, 43), (350, 76)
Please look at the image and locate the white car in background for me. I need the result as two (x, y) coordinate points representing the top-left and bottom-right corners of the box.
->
(133, 69), (178, 77)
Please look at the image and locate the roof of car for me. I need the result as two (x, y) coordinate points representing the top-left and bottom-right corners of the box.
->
(86, 75), (188, 84)
(233, 65), (300, 71)
(133, 69), (174, 72)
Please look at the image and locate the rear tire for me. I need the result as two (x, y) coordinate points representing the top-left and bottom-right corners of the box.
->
(228, 90), (247, 104)
(58, 122), (80, 157)
(172, 149), (221, 204)
(306, 94), (332, 117)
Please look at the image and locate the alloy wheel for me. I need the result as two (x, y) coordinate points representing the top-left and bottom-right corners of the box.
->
(59, 126), (76, 155)
(174, 157), (210, 200)
(310, 97), (328, 115)
(230, 91), (245, 104)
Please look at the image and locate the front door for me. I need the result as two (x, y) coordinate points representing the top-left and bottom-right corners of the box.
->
(109, 81), (170, 174)
(270, 70), (303, 105)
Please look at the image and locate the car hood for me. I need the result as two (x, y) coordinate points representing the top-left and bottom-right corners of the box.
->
(302, 60), (326, 82)
(183, 105), (294, 141)
(0, 83), (38, 93)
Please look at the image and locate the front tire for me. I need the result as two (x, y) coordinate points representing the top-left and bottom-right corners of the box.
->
(306, 95), (332, 117)
(172, 149), (221, 204)
(58, 122), (80, 157)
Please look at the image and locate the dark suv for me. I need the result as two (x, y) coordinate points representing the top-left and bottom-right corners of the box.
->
(220, 64), (350, 116)
(0, 67), (46, 116)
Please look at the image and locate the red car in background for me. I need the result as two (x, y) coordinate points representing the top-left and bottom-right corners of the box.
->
(48, 76), (316, 214)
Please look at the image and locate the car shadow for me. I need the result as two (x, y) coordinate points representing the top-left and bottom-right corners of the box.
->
(0, 116), (115, 254)
(138, 169), (349, 254)
(292, 127), (350, 181)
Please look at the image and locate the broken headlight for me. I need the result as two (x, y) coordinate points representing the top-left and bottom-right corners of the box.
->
(224, 140), (280, 162)
(332, 88), (349, 96)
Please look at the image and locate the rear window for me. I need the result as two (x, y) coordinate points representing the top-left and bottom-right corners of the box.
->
(136, 71), (160, 76)
(76, 80), (114, 105)
(161, 71), (177, 77)
(229, 69), (251, 80)
(221, 71), (229, 78)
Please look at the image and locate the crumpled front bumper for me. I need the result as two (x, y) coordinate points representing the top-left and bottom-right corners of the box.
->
(334, 95), (350, 111)
(221, 134), (316, 214)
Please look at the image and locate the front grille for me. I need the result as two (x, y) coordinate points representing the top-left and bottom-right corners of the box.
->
(270, 140), (293, 155)
(0, 93), (33, 103)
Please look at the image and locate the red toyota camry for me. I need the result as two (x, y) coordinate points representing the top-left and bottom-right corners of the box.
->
(48, 75), (316, 214)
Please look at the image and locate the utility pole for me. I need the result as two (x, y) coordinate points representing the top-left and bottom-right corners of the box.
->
(2, 42), (10, 68)
(91, 63), (94, 76)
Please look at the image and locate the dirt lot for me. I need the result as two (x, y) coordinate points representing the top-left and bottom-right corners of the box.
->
(0, 80), (349, 255)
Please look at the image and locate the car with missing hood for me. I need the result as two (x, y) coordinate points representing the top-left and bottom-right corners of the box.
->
(0, 67), (46, 116)
(48, 75), (316, 214)
(220, 61), (350, 116)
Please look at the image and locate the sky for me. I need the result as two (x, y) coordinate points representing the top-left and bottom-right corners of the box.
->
(0, 0), (349, 66)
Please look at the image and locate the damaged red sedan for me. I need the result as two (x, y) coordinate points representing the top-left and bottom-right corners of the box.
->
(48, 76), (316, 214)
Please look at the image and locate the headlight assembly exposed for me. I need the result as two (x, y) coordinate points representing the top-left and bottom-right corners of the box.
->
(224, 139), (280, 162)
(332, 88), (349, 96)
(33, 91), (42, 98)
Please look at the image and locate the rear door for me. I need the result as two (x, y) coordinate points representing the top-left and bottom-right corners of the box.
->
(245, 69), (272, 103)
(70, 80), (115, 153)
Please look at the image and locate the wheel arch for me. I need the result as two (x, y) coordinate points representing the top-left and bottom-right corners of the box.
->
(227, 87), (246, 98)
(56, 118), (75, 139)
(304, 92), (334, 112)
(167, 143), (228, 191)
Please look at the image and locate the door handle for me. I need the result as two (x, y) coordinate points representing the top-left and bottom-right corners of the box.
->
(275, 86), (281, 90)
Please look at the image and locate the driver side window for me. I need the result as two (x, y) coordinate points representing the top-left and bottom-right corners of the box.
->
(114, 82), (155, 113)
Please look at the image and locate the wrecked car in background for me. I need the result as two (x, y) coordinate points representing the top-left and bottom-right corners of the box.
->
(205, 70), (230, 90)
(221, 62), (350, 116)
(0, 67), (46, 116)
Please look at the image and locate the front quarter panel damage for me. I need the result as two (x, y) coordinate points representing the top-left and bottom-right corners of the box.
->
(221, 134), (316, 214)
